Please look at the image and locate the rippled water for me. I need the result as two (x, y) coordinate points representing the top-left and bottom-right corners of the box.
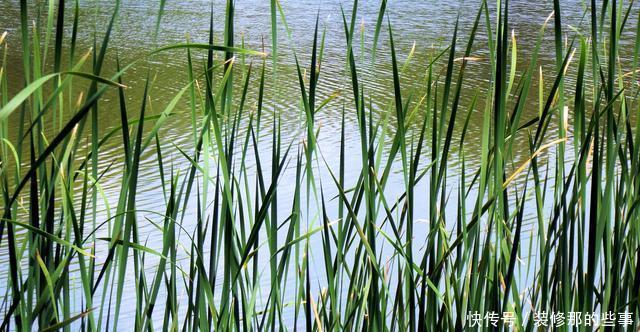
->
(1, 0), (638, 328)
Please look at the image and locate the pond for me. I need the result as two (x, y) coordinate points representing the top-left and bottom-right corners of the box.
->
(1, 0), (638, 330)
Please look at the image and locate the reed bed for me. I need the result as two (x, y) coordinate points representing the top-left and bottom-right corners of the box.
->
(1, 0), (640, 330)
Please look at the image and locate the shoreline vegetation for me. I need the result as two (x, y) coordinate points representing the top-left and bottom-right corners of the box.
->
(1, 0), (640, 330)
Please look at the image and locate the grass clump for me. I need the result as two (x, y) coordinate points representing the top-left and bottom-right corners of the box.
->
(1, 0), (640, 330)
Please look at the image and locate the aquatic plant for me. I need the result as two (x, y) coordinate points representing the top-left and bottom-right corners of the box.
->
(0, 0), (639, 330)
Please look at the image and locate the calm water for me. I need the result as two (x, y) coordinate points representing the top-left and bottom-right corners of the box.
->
(1, 0), (638, 328)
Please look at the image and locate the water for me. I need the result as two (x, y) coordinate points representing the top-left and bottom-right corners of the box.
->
(1, 0), (638, 329)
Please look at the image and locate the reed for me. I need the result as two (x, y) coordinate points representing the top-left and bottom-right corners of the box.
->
(0, 0), (639, 330)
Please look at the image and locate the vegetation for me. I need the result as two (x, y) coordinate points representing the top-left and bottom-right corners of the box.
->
(1, 0), (639, 330)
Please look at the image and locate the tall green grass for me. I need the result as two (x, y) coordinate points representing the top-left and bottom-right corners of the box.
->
(1, 0), (639, 330)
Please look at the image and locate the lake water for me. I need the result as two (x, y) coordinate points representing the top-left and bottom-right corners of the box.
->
(1, 0), (638, 329)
